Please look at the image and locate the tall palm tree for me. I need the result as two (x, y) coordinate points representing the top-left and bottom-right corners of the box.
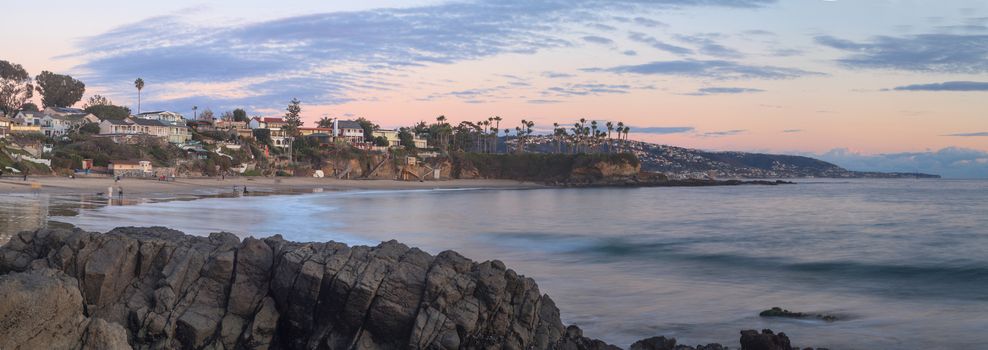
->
(492, 116), (502, 153)
(134, 78), (145, 114)
(605, 121), (614, 153)
(623, 126), (631, 151)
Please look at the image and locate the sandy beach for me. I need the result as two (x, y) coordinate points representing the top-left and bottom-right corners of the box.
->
(0, 176), (542, 197)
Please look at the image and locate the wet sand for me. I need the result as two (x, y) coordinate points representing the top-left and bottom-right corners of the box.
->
(0, 176), (542, 198)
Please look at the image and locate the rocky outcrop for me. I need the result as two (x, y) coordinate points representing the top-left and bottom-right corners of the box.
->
(0, 227), (823, 350)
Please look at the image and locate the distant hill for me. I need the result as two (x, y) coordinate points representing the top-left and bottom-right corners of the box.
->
(522, 137), (940, 179)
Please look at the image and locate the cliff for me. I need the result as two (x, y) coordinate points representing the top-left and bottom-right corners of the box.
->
(0, 227), (820, 350)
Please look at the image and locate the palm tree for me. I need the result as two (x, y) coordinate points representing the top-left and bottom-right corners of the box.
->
(615, 125), (624, 152)
(134, 78), (145, 114)
(623, 126), (631, 151)
(317, 116), (333, 128)
(605, 121), (614, 153)
(192, 105), (198, 120)
(492, 116), (502, 153)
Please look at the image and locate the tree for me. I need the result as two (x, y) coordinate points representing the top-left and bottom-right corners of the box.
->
(199, 108), (214, 121)
(398, 127), (417, 150)
(134, 78), (145, 114)
(86, 103), (131, 121)
(283, 98), (302, 136)
(20, 102), (38, 112)
(355, 117), (378, 140)
(317, 116), (333, 128)
(0, 60), (33, 116)
(373, 136), (389, 147)
(35, 71), (85, 108)
(232, 108), (247, 122)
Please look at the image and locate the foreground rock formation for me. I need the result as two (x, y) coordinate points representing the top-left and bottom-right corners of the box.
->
(0, 227), (822, 350)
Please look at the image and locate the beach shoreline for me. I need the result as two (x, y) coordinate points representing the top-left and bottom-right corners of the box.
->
(0, 176), (544, 197)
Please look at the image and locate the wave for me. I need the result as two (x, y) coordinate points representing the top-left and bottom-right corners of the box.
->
(486, 232), (988, 300)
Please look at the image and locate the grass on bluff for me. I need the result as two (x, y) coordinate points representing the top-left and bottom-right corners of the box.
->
(452, 152), (639, 181)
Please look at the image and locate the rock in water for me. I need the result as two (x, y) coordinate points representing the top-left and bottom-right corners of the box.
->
(0, 227), (824, 350)
(0, 227), (613, 349)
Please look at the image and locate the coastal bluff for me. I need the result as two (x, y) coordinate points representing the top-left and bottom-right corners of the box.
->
(0, 227), (817, 350)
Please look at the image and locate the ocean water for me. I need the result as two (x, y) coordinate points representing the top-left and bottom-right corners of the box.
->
(11, 179), (988, 348)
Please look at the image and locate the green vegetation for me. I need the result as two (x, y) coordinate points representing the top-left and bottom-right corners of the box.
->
(452, 152), (639, 181)
(35, 71), (85, 108)
(0, 60), (34, 116)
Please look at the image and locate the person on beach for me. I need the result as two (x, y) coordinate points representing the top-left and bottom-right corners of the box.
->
(243, 186), (249, 194)
(118, 187), (123, 198)
(23, 169), (28, 181)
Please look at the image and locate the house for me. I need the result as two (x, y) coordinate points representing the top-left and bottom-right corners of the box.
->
(214, 119), (249, 131)
(99, 117), (191, 144)
(43, 107), (87, 116)
(261, 117), (288, 129)
(299, 127), (333, 136)
(14, 110), (44, 126)
(371, 129), (401, 147)
(334, 119), (364, 143)
(135, 111), (186, 126)
(0, 117), (11, 138)
(109, 160), (153, 177)
(189, 119), (215, 132)
(41, 113), (99, 137)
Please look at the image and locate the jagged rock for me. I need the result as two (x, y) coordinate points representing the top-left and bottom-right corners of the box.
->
(0, 227), (582, 349)
(0, 227), (821, 350)
(739, 329), (793, 350)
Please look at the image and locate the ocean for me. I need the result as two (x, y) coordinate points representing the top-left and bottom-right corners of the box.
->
(3, 179), (987, 348)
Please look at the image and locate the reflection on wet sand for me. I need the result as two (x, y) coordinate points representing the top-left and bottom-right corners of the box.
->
(0, 187), (330, 245)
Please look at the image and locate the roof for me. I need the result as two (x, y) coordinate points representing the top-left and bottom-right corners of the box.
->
(306, 133), (332, 137)
(47, 107), (86, 114)
(300, 127), (333, 131)
(46, 113), (92, 121)
(262, 117), (285, 123)
(136, 111), (167, 115)
(337, 120), (362, 129)
(18, 110), (44, 117)
(131, 118), (170, 127)
(102, 118), (131, 125)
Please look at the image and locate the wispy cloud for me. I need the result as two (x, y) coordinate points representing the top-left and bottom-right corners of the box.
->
(582, 35), (614, 45)
(813, 147), (988, 178)
(699, 129), (746, 137)
(68, 0), (776, 111)
(543, 83), (632, 96)
(686, 87), (765, 95)
(782, 129), (802, 133)
(816, 34), (988, 73)
(674, 33), (743, 58)
(944, 132), (988, 137)
(628, 32), (693, 55)
(892, 81), (988, 92)
(631, 126), (695, 134)
(586, 59), (820, 80)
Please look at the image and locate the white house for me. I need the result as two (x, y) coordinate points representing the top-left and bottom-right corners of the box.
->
(135, 111), (186, 126)
(14, 110), (45, 126)
(99, 117), (191, 144)
(334, 119), (365, 143)
(41, 113), (99, 137)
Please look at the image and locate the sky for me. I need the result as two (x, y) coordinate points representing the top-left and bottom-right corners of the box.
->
(3, 0), (987, 176)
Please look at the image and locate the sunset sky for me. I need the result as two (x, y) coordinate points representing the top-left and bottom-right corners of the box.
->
(4, 0), (987, 176)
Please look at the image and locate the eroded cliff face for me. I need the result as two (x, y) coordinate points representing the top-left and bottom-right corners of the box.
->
(0, 227), (611, 350)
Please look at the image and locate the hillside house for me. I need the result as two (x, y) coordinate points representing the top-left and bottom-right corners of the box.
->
(41, 113), (99, 137)
(334, 120), (364, 144)
(135, 111), (186, 126)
